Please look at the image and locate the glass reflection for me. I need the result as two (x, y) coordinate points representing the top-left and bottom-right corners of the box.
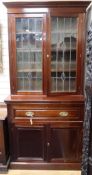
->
(51, 17), (77, 92)
(16, 17), (43, 92)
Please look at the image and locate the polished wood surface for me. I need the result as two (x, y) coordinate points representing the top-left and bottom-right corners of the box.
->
(4, 1), (89, 95)
(3, 1), (90, 9)
(3, 1), (89, 170)
(9, 123), (82, 168)
(0, 118), (9, 171)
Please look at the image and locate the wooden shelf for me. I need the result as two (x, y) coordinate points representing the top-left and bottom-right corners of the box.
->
(51, 61), (76, 64)
(51, 61), (76, 72)
(51, 48), (76, 52)
(17, 69), (42, 72)
(51, 69), (76, 72)
(16, 31), (42, 34)
(17, 49), (42, 52)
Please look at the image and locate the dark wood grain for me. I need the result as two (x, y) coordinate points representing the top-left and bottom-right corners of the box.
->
(4, 1), (89, 170)
(3, 1), (90, 9)
(0, 118), (10, 171)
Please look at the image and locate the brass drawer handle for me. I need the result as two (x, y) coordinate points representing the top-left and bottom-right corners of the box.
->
(25, 111), (34, 117)
(59, 112), (68, 117)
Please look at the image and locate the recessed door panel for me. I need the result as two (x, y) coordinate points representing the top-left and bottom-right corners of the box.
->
(11, 124), (45, 161)
(49, 127), (82, 162)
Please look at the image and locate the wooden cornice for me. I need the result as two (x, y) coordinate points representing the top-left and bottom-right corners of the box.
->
(3, 1), (91, 9)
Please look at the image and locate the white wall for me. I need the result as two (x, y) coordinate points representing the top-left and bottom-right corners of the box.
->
(0, 1), (10, 102)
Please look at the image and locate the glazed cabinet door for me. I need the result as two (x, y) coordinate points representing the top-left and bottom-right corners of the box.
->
(10, 124), (46, 162)
(9, 13), (47, 94)
(47, 12), (85, 95)
(9, 10), (85, 95)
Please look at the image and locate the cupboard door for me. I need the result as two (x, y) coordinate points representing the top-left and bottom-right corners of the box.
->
(48, 13), (84, 95)
(16, 16), (43, 93)
(49, 127), (82, 162)
(10, 124), (45, 162)
(50, 17), (77, 93)
(10, 13), (47, 94)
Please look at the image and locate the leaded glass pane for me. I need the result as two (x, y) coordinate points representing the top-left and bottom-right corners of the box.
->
(16, 17), (43, 92)
(51, 17), (77, 92)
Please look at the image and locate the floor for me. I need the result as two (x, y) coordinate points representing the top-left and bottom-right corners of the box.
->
(0, 170), (81, 175)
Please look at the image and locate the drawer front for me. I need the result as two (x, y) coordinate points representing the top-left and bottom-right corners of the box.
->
(12, 119), (83, 128)
(14, 108), (82, 121)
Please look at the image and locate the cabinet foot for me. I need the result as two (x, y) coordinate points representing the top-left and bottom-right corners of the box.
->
(0, 157), (10, 172)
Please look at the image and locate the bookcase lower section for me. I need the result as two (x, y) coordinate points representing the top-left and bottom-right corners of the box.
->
(8, 122), (82, 170)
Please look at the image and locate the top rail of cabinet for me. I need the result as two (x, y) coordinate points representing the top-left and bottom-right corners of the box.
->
(3, 1), (91, 14)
